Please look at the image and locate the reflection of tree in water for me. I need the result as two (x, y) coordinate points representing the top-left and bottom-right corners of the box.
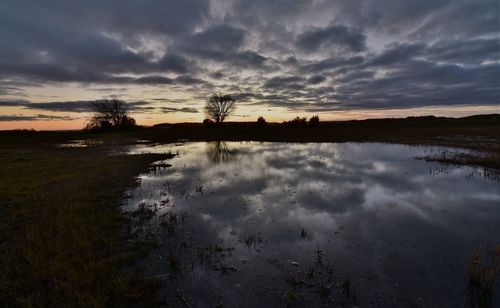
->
(206, 141), (237, 164)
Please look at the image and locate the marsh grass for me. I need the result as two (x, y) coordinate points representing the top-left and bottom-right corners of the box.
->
(421, 150), (500, 178)
(283, 290), (301, 307)
(239, 233), (265, 249)
(467, 245), (500, 307)
(300, 227), (308, 239)
(169, 247), (182, 274)
(285, 249), (357, 306)
(196, 241), (234, 265)
(159, 211), (187, 233)
(131, 202), (158, 220)
(0, 142), (173, 306)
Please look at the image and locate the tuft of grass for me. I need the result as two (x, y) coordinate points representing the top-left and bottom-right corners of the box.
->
(131, 202), (157, 220)
(300, 227), (307, 239)
(283, 291), (301, 307)
(196, 241), (234, 265)
(239, 233), (264, 249)
(467, 245), (500, 307)
(169, 247), (182, 274)
(159, 211), (187, 233)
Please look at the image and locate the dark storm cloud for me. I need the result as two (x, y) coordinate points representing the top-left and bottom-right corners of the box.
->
(187, 25), (246, 50)
(0, 99), (27, 107)
(0, 0), (207, 84)
(426, 38), (500, 65)
(0, 114), (73, 121)
(175, 24), (269, 69)
(367, 43), (426, 66)
(0, 99), (153, 112)
(132, 76), (174, 85)
(0, 86), (25, 96)
(301, 56), (365, 73)
(307, 75), (327, 85)
(0, 0), (498, 114)
(161, 107), (199, 113)
(263, 76), (305, 89)
(158, 54), (191, 74)
(296, 25), (366, 52)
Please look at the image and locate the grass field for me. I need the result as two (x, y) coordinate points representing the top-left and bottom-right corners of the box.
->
(0, 142), (172, 307)
(0, 115), (498, 306)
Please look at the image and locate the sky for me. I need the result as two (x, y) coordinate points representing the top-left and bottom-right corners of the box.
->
(0, 0), (499, 130)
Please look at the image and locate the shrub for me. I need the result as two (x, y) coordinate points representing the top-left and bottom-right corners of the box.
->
(309, 115), (320, 128)
(203, 118), (215, 127)
(85, 97), (137, 131)
(284, 116), (307, 128)
(257, 116), (267, 127)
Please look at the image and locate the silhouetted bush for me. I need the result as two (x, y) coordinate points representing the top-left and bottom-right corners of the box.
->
(117, 115), (136, 129)
(85, 97), (137, 131)
(284, 116), (308, 128)
(203, 118), (215, 127)
(257, 116), (267, 127)
(97, 120), (112, 131)
(309, 115), (320, 127)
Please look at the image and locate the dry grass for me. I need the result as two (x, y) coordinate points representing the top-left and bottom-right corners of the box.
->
(0, 143), (172, 307)
(468, 245), (500, 307)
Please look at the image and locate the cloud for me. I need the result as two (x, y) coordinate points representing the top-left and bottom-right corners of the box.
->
(307, 75), (327, 85)
(0, 0), (498, 117)
(367, 43), (426, 66)
(263, 76), (305, 90)
(301, 56), (365, 73)
(0, 114), (73, 121)
(426, 38), (500, 65)
(0, 99), (153, 112)
(187, 25), (246, 51)
(296, 25), (366, 52)
(158, 53), (191, 73)
(161, 107), (199, 113)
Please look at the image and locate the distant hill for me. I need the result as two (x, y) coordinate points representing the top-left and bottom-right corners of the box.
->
(153, 114), (500, 127)
(460, 114), (500, 121)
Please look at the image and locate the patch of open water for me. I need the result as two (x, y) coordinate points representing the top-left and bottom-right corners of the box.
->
(125, 142), (500, 307)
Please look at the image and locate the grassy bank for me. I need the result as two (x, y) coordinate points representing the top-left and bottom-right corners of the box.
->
(0, 142), (172, 307)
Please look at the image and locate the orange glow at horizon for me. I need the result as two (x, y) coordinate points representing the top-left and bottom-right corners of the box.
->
(1, 104), (498, 131)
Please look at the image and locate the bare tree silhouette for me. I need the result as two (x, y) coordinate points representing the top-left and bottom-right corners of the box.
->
(204, 94), (236, 124)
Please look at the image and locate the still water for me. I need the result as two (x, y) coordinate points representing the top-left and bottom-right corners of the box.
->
(125, 142), (500, 307)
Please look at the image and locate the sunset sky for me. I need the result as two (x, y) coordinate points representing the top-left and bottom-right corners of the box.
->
(0, 0), (499, 130)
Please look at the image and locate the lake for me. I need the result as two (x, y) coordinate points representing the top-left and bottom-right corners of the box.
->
(125, 142), (500, 307)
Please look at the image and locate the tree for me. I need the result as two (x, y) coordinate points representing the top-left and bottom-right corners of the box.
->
(204, 94), (236, 124)
(86, 97), (136, 130)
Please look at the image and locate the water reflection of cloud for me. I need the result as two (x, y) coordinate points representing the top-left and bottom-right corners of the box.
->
(126, 142), (500, 307)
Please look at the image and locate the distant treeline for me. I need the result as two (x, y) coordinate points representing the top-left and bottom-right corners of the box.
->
(82, 94), (500, 132)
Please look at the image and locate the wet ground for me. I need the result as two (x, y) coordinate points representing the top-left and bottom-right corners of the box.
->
(124, 142), (500, 307)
